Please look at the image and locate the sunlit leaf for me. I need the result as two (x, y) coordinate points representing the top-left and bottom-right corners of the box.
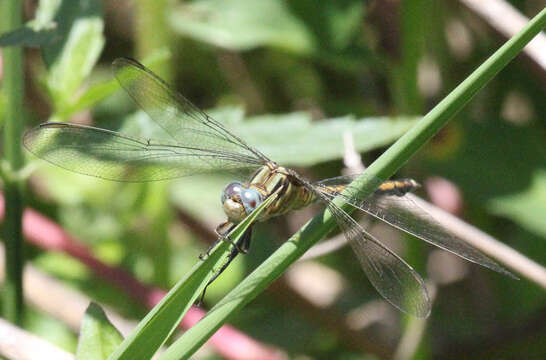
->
(122, 106), (418, 167)
(238, 113), (418, 166)
(169, 0), (314, 53)
(76, 303), (123, 360)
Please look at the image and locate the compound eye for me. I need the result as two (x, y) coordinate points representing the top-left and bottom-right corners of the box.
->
(221, 182), (243, 204)
(241, 188), (262, 214)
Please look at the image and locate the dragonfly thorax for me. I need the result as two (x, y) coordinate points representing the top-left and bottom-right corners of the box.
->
(220, 163), (314, 224)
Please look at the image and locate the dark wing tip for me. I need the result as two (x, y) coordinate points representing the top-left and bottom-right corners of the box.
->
(112, 57), (141, 70)
(39, 122), (69, 129)
(111, 57), (173, 97)
(111, 57), (148, 85)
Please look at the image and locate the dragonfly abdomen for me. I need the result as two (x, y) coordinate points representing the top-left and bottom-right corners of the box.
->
(319, 178), (420, 198)
(375, 179), (420, 196)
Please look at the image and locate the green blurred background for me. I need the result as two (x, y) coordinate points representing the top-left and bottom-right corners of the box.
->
(1, 0), (545, 359)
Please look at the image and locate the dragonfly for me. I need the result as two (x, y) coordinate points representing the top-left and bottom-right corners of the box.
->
(23, 58), (514, 318)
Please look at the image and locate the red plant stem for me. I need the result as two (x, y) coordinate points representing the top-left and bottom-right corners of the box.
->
(0, 192), (285, 360)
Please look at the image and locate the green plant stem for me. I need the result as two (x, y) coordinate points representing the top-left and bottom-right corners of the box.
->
(159, 8), (546, 359)
(396, 0), (428, 284)
(364, 7), (546, 185)
(1, 0), (25, 324)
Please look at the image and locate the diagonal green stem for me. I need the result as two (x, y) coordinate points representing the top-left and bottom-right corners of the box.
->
(107, 190), (280, 360)
(362, 7), (546, 187)
(159, 8), (546, 360)
(1, 0), (25, 324)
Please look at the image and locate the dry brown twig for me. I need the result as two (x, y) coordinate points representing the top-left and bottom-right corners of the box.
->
(408, 194), (546, 288)
(459, 0), (546, 71)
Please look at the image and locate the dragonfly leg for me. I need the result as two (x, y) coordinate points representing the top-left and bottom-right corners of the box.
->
(217, 229), (252, 254)
(197, 228), (252, 305)
(217, 224), (250, 254)
(199, 221), (236, 260)
(238, 227), (252, 254)
(199, 236), (223, 260)
(197, 245), (239, 306)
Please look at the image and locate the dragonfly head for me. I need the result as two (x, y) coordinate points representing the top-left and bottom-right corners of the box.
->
(221, 181), (263, 223)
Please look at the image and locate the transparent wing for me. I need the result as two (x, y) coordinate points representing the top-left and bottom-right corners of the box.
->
(315, 175), (516, 278)
(23, 122), (262, 181)
(299, 179), (431, 317)
(24, 57), (270, 181)
(112, 57), (270, 164)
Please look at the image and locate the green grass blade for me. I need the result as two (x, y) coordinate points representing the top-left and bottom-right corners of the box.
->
(1, 0), (25, 325)
(107, 190), (279, 360)
(362, 7), (546, 187)
(158, 8), (546, 360)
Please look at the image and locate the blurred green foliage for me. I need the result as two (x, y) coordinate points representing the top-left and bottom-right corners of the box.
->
(0, 0), (545, 359)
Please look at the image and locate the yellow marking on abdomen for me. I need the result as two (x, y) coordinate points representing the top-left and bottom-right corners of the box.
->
(376, 179), (419, 196)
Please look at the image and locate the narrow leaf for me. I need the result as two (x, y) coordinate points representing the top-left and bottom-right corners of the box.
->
(169, 0), (313, 53)
(107, 189), (279, 360)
